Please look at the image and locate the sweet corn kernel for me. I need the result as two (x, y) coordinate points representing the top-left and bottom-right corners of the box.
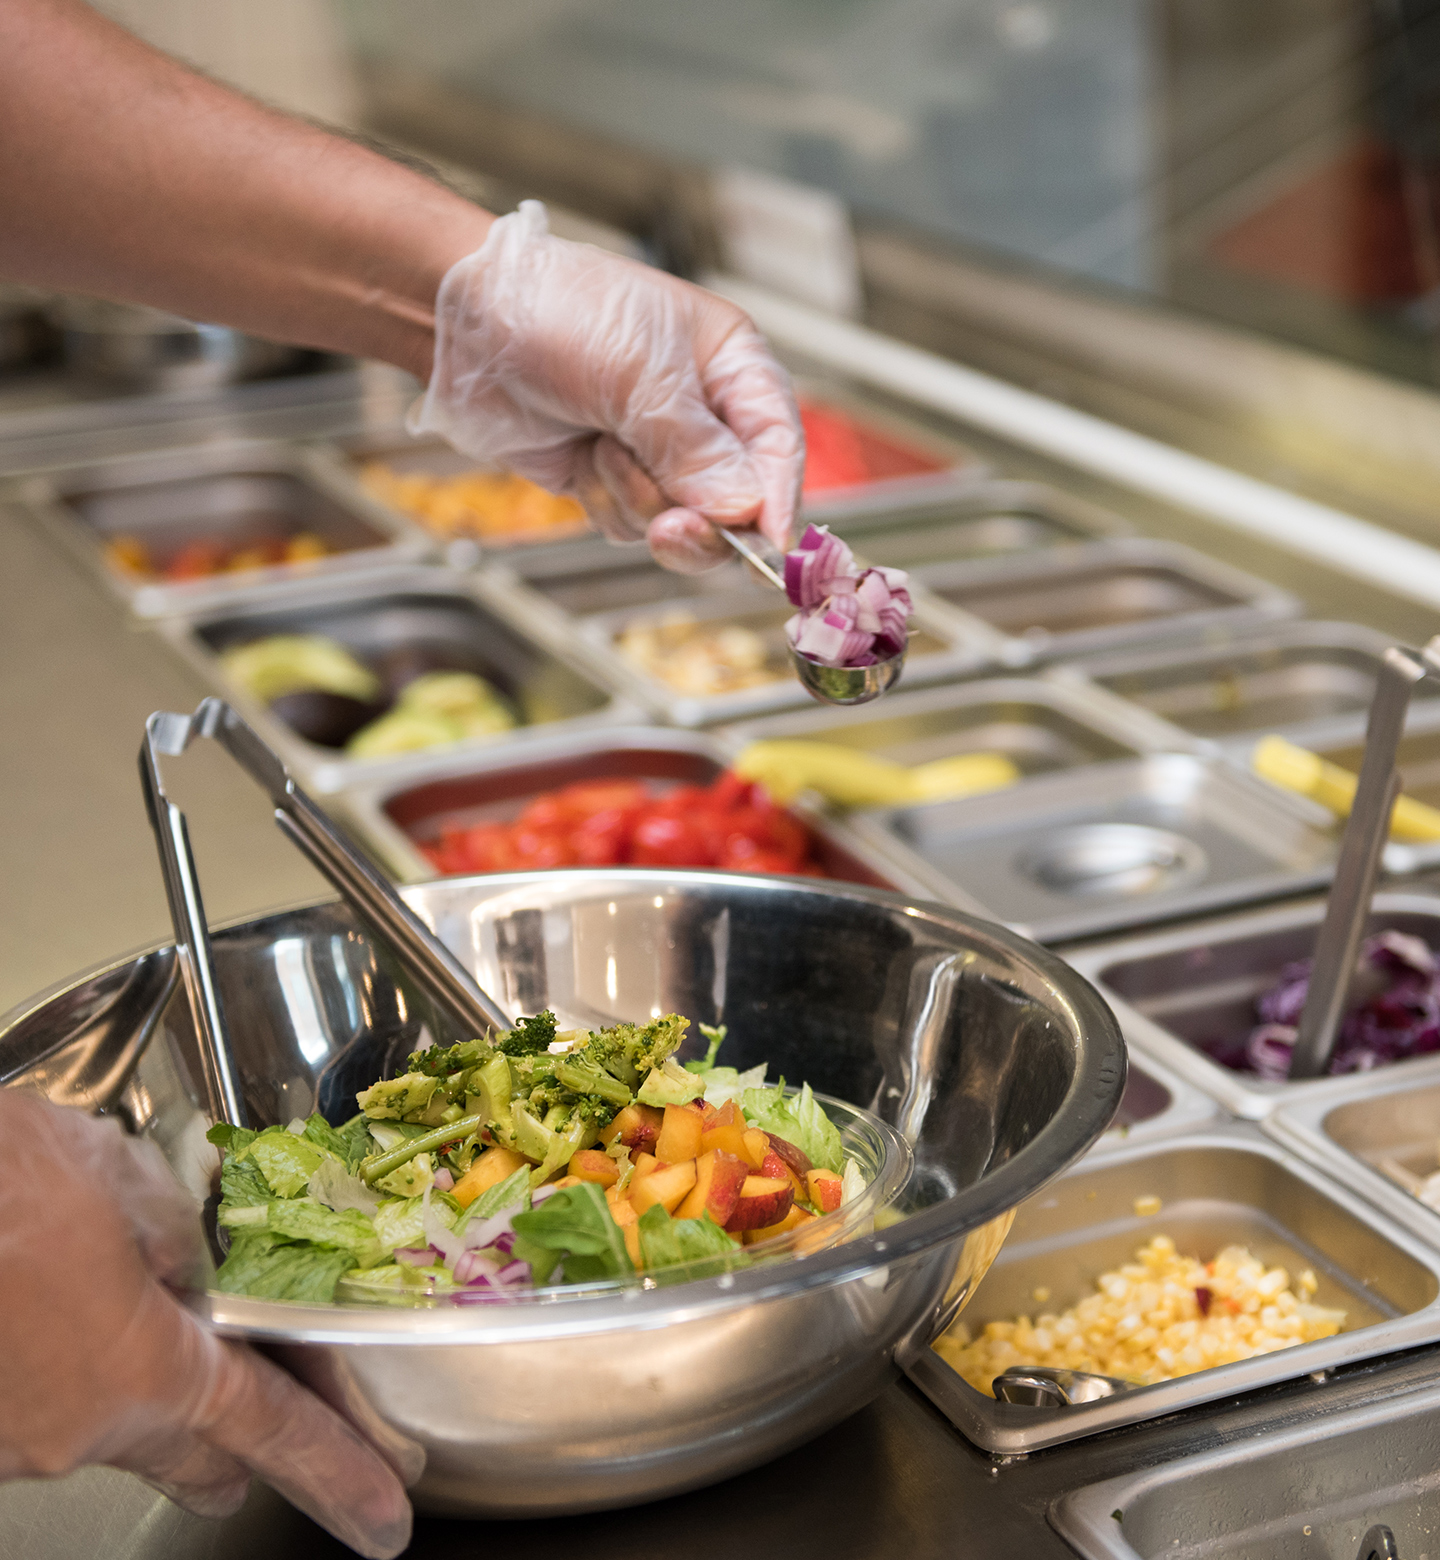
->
(935, 1235), (1347, 1396)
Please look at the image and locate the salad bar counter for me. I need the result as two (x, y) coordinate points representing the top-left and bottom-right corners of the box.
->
(15, 303), (1440, 1560)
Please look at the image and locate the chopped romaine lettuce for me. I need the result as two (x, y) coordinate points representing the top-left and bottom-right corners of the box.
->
(301, 1112), (374, 1172)
(840, 1157), (866, 1207)
(373, 1191), (458, 1255)
(214, 1229), (358, 1302)
(740, 1082), (844, 1174)
(263, 1199), (384, 1267)
(636, 1056), (706, 1107)
(308, 1157), (383, 1215)
(244, 1128), (332, 1197)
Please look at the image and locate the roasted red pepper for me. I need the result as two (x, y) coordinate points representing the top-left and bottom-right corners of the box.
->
(418, 772), (825, 879)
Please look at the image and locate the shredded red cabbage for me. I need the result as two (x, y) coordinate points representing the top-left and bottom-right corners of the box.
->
(783, 524), (912, 668)
(1199, 931), (1440, 1079)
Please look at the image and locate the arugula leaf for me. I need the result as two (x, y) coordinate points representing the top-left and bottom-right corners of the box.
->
(453, 1166), (530, 1235)
(637, 1204), (742, 1281)
(510, 1183), (633, 1286)
(264, 1199), (383, 1267)
(741, 1082), (844, 1173)
(213, 1229), (358, 1302)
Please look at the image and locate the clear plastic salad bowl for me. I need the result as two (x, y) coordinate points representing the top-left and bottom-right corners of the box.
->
(0, 869), (1125, 1516)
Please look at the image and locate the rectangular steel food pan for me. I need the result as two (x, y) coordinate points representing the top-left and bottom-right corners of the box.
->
(1052, 1374), (1440, 1560)
(1088, 1046), (1220, 1159)
(321, 430), (614, 575)
(905, 1125), (1440, 1454)
(1065, 620), (1440, 749)
(1268, 1069), (1440, 1257)
(1066, 891), (1440, 1119)
(156, 566), (638, 793)
(914, 538), (1299, 663)
(816, 479), (1132, 568)
(843, 752), (1336, 944)
(512, 548), (774, 618)
(332, 724), (931, 895)
(575, 585), (1003, 727)
(7, 439), (434, 617)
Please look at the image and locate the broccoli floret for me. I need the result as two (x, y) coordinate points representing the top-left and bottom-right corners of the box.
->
(406, 1035), (494, 1079)
(496, 1011), (558, 1056)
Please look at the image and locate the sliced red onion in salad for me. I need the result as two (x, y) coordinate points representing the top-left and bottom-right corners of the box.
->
(1200, 930), (1440, 1079)
(783, 524), (911, 669)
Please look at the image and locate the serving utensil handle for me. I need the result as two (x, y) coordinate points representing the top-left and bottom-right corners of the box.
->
(1289, 638), (1440, 1078)
(140, 698), (513, 1124)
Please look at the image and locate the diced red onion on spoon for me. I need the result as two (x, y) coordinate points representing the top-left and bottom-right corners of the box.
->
(783, 524), (911, 669)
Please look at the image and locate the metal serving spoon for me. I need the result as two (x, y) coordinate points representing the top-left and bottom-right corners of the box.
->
(990, 1365), (1133, 1407)
(714, 525), (906, 707)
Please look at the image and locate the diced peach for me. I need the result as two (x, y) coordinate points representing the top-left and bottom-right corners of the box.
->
(599, 1103), (663, 1150)
(568, 1149), (620, 1187)
(740, 1129), (771, 1172)
(631, 1151), (660, 1180)
(676, 1149), (748, 1225)
(630, 1158), (698, 1216)
(697, 1100), (720, 1128)
(765, 1132), (814, 1179)
(605, 1187), (638, 1226)
(550, 1174), (582, 1189)
(451, 1146), (529, 1208)
(623, 1223), (643, 1267)
(725, 1175), (793, 1231)
(656, 1104), (706, 1164)
(699, 1120), (748, 1162)
(743, 1206), (814, 1245)
(760, 1149), (806, 1202)
(807, 1168), (844, 1213)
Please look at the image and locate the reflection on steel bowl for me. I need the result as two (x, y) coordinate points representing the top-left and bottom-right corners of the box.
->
(0, 870), (1124, 1517)
(49, 297), (308, 390)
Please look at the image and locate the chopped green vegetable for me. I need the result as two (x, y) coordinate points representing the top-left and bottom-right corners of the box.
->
(221, 634), (381, 705)
(637, 1204), (742, 1280)
(214, 1229), (358, 1302)
(245, 1129), (331, 1198)
(637, 1056), (706, 1108)
(357, 1072), (440, 1121)
(511, 1183), (634, 1286)
(301, 1112), (374, 1172)
(263, 1199), (384, 1268)
(741, 1082), (844, 1174)
(372, 1192), (459, 1255)
(453, 1166), (530, 1234)
(684, 1023), (728, 1074)
(495, 1011), (558, 1056)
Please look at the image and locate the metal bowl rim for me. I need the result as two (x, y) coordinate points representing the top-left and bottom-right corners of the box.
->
(2, 868), (1125, 1344)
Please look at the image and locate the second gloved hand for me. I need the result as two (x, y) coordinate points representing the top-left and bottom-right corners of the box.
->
(0, 1090), (414, 1558)
(409, 201), (804, 573)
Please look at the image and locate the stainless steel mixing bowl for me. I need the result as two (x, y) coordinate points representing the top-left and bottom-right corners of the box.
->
(0, 870), (1124, 1517)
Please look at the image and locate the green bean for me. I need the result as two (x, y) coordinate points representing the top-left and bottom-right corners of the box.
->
(360, 1113), (483, 1187)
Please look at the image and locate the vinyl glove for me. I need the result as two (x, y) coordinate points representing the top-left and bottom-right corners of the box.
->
(410, 200), (804, 573)
(0, 1090), (413, 1559)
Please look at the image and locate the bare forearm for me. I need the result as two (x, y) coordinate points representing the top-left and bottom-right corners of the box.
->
(0, 0), (493, 378)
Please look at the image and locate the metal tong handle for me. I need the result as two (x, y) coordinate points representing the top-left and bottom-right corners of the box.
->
(140, 698), (513, 1127)
(1290, 638), (1440, 1078)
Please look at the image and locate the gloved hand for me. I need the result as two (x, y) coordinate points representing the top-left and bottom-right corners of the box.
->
(410, 200), (804, 573)
(0, 1089), (412, 1558)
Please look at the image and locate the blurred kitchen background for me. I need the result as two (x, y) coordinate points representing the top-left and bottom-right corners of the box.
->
(56, 0), (1440, 547)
